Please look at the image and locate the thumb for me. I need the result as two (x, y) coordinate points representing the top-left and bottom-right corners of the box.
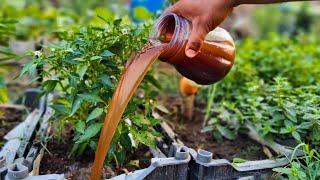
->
(185, 20), (208, 58)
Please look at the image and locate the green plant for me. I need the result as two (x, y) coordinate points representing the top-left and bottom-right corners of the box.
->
(0, 76), (8, 103)
(20, 18), (161, 166)
(0, 1), (80, 40)
(251, 3), (318, 37)
(0, 17), (17, 103)
(273, 143), (320, 180)
(0, 17), (17, 60)
(201, 33), (320, 146)
(203, 84), (217, 125)
(0, 0), (126, 41)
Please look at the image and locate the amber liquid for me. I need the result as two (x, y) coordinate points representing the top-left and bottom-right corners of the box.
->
(156, 15), (235, 85)
(90, 44), (166, 179)
(91, 28), (234, 179)
(160, 40), (235, 85)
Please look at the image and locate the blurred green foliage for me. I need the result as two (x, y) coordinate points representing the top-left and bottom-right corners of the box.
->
(133, 6), (154, 21)
(0, 0), (76, 39)
(0, 17), (17, 103)
(252, 3), (319, 37)
(0, 0), (129, 40)
(0, 76), (9, 103)
(201, 33), (320, 147)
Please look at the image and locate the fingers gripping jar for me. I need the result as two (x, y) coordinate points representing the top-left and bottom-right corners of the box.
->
(151, 13), (236, 85)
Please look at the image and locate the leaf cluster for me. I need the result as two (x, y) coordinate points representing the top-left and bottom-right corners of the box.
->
(20, 19), (161, 166)
(273, 143), (320, 180)
(202, 33), (320, 147)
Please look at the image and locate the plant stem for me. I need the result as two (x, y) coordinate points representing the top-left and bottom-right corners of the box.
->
(203, 83), (217, 128)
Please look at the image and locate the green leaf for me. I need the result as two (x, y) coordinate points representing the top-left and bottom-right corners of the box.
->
(273, 167), (291, 175)
(76, 123), (102, 144)
(19, 60), (37, 78)
(51, 104), (70, 115)
(101, 59), (117, 68)
(63, 54), (81, 65)
(89, 140), (97, 150)
(0, 76), (6, 89)
(78, 93), (102, 103)
(298, 122), (312, 129)
(77, 142), (88, 155)
(132, 115), (150, 127)
(43, 80), (58, 94)
(217, 125), (236, 140)
(280, 128), (290, 134)
(144, 74), (161, 89)
(70, 97), (83, 116)
(86, 108), (104, 122)
(232, 158), (248, 164)
(0, 88), (8, 103)
(100, 74), (113, 88)
(90, 56), (102, 61)
(284, 106), (297, 122)
(132, 128), (156, 148)
(292, 131), (301, 142)
(149, 118), (161, 126)
(78, 64), (88, 80)
(96, 15), (109, 23)
(101, 50), (114, 58)
(75, 121), (85, 134)
(113, 19), (122, 26)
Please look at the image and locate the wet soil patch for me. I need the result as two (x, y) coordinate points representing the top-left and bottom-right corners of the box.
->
(40, 124), (152, 179)
(160, 96), (267, 161)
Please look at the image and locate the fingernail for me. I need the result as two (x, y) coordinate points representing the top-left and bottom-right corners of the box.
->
(186, 49), (197, 58)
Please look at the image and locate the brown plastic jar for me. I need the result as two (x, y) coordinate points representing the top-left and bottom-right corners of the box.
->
(151, 13), (236, 85)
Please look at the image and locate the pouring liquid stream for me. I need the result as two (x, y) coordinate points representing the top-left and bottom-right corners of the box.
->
(90, 42), (166, 179)
(90, 14), (235, 178)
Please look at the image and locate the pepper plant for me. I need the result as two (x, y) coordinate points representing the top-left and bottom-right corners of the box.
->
(20, 18), (161, 166)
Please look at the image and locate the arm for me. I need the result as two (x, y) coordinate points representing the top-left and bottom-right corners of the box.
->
(233, 0), (314, 6)
(166, 0), (317, 58)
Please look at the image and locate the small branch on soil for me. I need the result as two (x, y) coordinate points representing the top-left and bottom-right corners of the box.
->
(245, 123), (293, 157)
(41, 141), (53, 156)
(263, 146), (273, 159)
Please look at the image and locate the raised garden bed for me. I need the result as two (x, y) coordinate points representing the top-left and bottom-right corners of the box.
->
(1, 90), (298, 180)
(39, 125), (154, 179)
(38, 121), (192, 179)
(164, 107), (268, 161)
(151, 95), (299, 180)
(0, 90), (54, 179)
(0, 90), (191, 180)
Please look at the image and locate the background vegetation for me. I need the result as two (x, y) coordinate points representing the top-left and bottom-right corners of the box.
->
(1, 0), (319, 178)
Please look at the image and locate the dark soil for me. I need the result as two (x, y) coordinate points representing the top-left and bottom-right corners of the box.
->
(40, 124), (152, 180)
(0, 121), (18, 145)
(0, 105), (26, 144)
(159, 95), (267, 161)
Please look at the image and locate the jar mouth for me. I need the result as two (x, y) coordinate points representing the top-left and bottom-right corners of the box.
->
(151, 13), (190, 58)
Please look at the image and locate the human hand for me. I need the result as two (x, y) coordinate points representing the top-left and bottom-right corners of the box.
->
(165, 0), (234, 58)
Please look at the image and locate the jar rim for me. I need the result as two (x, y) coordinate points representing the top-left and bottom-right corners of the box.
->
(151, 12), (190, 58)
